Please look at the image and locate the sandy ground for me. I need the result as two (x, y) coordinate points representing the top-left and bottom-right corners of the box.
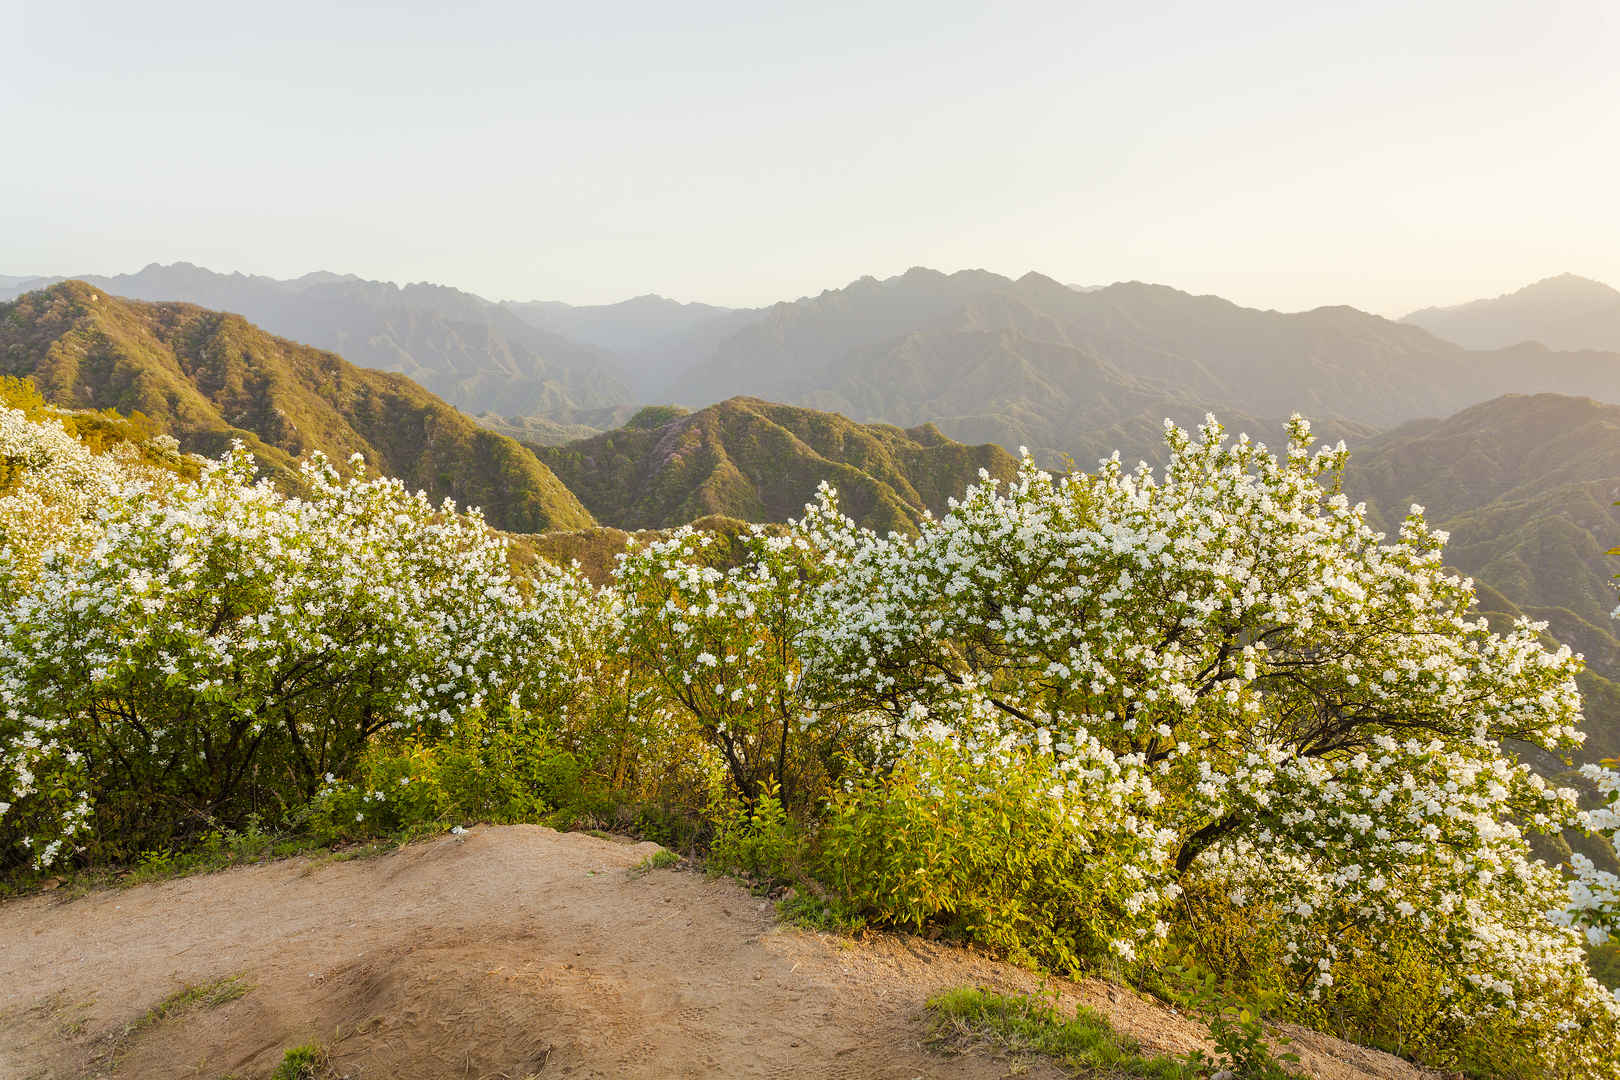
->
(0, 825), (1445, 1080)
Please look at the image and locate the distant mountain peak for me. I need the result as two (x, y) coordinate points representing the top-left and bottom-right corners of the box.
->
(1403, 273), (1620, 351)
(1515, 272), (1619, 299)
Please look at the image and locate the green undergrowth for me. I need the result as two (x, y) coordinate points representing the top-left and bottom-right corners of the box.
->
(628, 848), (681, 876)
(269, 1041), (330, 1080)
(926, 987), (1190, 1078)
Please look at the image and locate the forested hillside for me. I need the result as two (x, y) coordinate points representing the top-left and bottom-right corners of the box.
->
(0, 282), (595, 532)
(0, 263), (631, 417)
(533, 397), (1019, 533)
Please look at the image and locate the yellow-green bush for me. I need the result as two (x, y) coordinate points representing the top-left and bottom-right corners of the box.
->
(814, 742), (1158, 973)
(309, 710), (572, 840)
(707, 786), (795, 885)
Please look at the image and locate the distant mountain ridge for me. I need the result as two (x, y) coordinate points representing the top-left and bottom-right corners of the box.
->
(503, 294), (761, 397)
(16, 264), (1620, 467)
(0, 263), (633, 418)
(532, 397), (1019, 535)
(1402, 273), (1620, 353)
(0, 281), (595, 532)
(668, 267), (1620, 463)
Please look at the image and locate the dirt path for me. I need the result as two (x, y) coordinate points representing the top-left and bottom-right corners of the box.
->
(0, 825), (1439, 1080)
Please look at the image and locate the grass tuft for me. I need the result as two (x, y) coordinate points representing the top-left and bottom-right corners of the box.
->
(926, 986), (1190, 1079)
(628, 848), (681, 876)
(128, 974), (252, 1036)
(270, 1041), (330, 1079)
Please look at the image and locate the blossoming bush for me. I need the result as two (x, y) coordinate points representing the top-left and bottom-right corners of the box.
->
(0, 441), (606, 869)
(613, 508), (867, 813)
(0, 392), (165, 605)
(1569, 761), (1620, 947)
(799, 417), (1618, 1075)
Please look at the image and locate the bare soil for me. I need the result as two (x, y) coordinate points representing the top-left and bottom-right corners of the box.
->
(0, 825), (1444, 1080)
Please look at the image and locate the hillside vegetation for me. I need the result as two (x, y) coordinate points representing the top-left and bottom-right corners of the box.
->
(1347, 394), (1620, 762)
(533, 397), (1020, 533)
(0, 262), (631, 417)
(0, 282), (594, 532)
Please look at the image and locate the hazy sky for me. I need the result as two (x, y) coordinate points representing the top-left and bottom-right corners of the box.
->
(5, 1), (1617, 313)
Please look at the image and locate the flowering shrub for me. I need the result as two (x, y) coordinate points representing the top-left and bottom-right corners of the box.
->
(1568, 761), (1620, 948)
(0, 438), (606, 868)
(0, 396), (164, 604)
(613, 507), (864, 811)
(800, 416), (1618, 1071)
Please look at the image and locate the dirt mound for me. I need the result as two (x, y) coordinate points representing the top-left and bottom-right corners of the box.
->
(0, 825), (1442, 1079)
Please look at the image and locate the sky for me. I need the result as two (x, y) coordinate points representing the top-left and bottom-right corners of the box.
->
(4, 0), (1618, 314)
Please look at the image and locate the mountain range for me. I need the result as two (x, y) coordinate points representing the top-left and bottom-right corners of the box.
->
(0, 282), (1014, 538)
(664, 268), (1620, 465)
(13, 263), (1620, 470)
(6, 265), (1620, 766)
(1403, 273), (1620, 353)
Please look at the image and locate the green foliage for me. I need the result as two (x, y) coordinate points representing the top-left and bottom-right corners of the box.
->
(629, 848), (680, 875)
(707, 787), (794, 887)
(925, 987), (1189, 1079)
(815, 742), (1151, 973)
(270, 1042), (329, 1080)
(1168, 968), (1299, 1080)
(131, 974), (253, 1034)
(307, 710), (575, 841)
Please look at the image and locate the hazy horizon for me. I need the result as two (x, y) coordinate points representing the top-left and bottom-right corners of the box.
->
(7, 0), (1618, 315)
(5, 258), (1615, 320)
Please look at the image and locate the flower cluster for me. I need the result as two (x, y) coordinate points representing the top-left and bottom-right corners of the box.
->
(613, 512), (853, 807)
(0, 403), (162, 603)
(1566, 761), (1620, 948)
